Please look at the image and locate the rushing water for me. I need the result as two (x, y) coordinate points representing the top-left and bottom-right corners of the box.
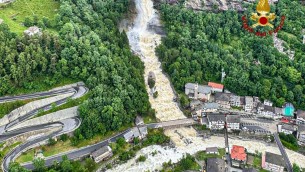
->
(103, 1), (305, 171)
(126, 0), (185, 122)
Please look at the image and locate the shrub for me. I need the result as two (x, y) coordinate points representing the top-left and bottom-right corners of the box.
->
(137, 155), (146, 162)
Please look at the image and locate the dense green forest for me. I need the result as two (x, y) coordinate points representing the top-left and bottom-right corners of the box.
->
(0, 0), (151, 141)
(156, 0), (305, 109)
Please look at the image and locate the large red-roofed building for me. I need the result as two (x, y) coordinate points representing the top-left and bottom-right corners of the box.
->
(208, 82), (224, 93)
(231, 145), (247, 167)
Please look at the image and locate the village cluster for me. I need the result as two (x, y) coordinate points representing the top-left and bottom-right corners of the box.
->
(204, 145), (286, 172)
(185, 82), (305, 145)
(185, 82), (305, 171)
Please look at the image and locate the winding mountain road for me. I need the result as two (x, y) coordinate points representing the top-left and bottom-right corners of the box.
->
(0, 84), (88, 172)
(0, 83), (197, 172)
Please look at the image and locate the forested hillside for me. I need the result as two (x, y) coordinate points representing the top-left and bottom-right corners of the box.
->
(0, 0), (151, 141)
(156, 0), (305, 109)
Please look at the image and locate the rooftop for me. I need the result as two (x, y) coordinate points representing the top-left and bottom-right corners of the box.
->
(230, 95), (241, 102)
(215, 92), (231, 102)
(206, 147), (218, 153)
(265, 152), (286, 167)
(227, 115), (240, 123)
(91, 146), (111, 158)
(206, 158), (225, 172)
(198, 85), (212, 94)
(208, 82), (224, 89)
(185, 83), (211, 94)
(231, 145), (247, 161)
(281, 124), (297, 131)
(297, 110), (305, 118)
(207, 114), (226, 122)
(245, 96), (253, 104)
(203, 103), (219, 109)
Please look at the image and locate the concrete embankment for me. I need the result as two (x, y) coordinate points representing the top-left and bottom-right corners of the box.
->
(7, 107), (78, 131)
(0, 93), (74, 126)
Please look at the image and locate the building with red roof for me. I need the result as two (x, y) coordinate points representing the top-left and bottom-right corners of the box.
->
(231, 145), (247, 167)
(208, 82), (224, 93)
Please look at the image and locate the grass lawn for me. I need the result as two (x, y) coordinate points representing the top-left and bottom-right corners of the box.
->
(0, 0), (59, 34)
(143, 115), (157, 124)
(0, 142), (22, 164)
(253, 156), (262, 168)
(16, 149), (35, 163)
(196, 148), (225, 161)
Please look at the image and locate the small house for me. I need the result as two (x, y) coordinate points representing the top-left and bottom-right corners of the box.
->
(230, 95), (241, 107)
(202, 103), (219, 113)
(138, 126), (148, 138)
(244, 96), (254, 112)
(297, 110), (305, 124)
(123, 130), (134, 142)
(208, 82), (224, 93)
(185, 83), (211, 101)
(262, 152), (285, 172)
(227, 115), (241, 131)
(231, 145), (247, 167)
(206, 147), (219, 154)
(91, 146), (113, 163)
(206, 158), (226, 172)
(277, 124), (297, 135)
(207, 113), (226, 130)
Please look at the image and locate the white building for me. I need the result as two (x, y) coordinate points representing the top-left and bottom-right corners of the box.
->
(185, 83), (211, 101)
(227, 115), (241, 131)
(230, 95), (241, 107)
(207, 114), (225, 130)
(24, 26), (42, 36)
(207, 113), (240, 131)
(244, 96), (254, 112)
(208, 82), (224, 93)
(298, 129), (305, 145)
(206, 147), (219, 154)
(256, 104), (282, 119)
(297, 110), (305, 124)
(263, 100), (273, 106)
(277, 124), (297, 135)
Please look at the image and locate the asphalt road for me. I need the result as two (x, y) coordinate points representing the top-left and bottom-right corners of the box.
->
(0, 85), (88, 172)
(2, 117), (81, 171)
(0, 88), (75, 104)
(22, 129), (131, 169)
(0, 84), (197, 171)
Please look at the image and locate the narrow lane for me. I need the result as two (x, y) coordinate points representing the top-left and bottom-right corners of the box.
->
(273, 133), (293, 172)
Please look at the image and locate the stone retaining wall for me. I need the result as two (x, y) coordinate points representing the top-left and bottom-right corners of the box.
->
(8, 107), (78, 131)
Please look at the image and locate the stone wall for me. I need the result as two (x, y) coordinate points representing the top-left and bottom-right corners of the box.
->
(8, 107), (78, 131)
(0, 93), (74, 126)
(0, 127), (62, 150)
